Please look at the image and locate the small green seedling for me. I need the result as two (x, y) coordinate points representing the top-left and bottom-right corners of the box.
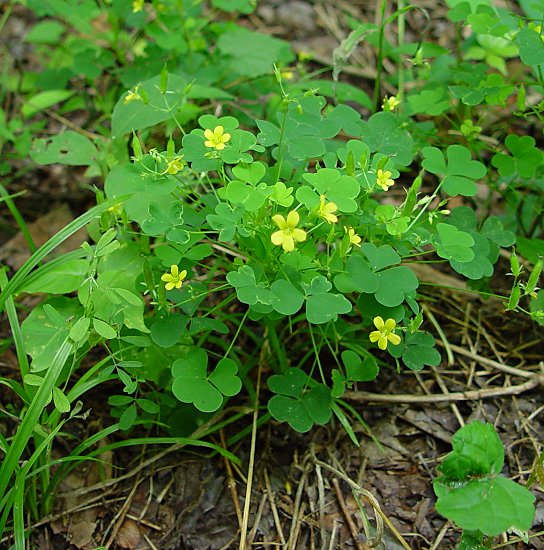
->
(434, 422), (536, 549)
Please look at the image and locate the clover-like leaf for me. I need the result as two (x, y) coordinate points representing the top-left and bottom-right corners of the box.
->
(334, 254), (379, 294)
(422, 145), (486, 196)
(303, 275), (351, 324)
(408, 88), (450, 115)
(374, 266), (419, 307)
(268, 368), (332, 432)
(341, 350), (379, 381)
(171, 350), (241, 413)
(359, 111), (414, 166)
(208, 358), (242, 397)
(141, 201), (184, 236)
(491, 134), (543, 179)
(232, 161), (266, 184)
(226, 180), (270, 211)
(359, 243), (401, 270)
(269, 181), (294, 207)
(270, 279), (305, 315)
(150, 313), (188, 348)
(435, 223), (475, 262)
(389, 331), (441, 371)
(302, 168), (360, 212)
(207, 202), (246, 241)
(516, 27), (544, 67)
(226, 265), (272, 306)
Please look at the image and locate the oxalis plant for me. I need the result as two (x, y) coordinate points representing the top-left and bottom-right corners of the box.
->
(434, 422), (536, 549)
(0, 0), (543, 545)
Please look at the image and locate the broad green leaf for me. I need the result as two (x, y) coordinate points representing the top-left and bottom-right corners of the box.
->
(30, 131), (99, 166)
(517, 28), (544, 66)
(52, 386), (70, 413)
(19, 259), (89, 294)
(341, 350), (379, 381)
(217, 27), (293, 77)
(334, 254), (379, 294)
(21, 297), (80, 372)
(232, 161), (266, 184)
(268, 368), (306, 398)
(93, 318), (117, 339)
(150, 313), (188, 347)
(22, 89), (74, 118)
(434, 477), (535, 536)
(389, 332), (441, 371)
(270, 279), (305, 315)
(435, 223), (475, 262)
(208, 358), (242, 397)
(374, 266), (419, 307)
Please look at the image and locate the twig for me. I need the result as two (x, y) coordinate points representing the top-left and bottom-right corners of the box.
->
(437, 342), (539, 379)
(264, 469), (286, 546)
(287, 466), (309, 549)
(221, 430), (243, 528)
(239, 325), (267, 550)
(331, 478), (366, 550)
(345, 374), (544, 403)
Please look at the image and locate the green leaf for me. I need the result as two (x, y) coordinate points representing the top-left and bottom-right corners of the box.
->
(441, 422), (505, 479)
(22, 89), (74, 118)
(150, 313), (188, 347)
(422, 145), (486, 196)
(217, 27), (293, 77)
(19, 258), (89, 294)
(374, 266), (419, 307)
(302, 168), (360, 212)
(171, 349), (233, 413)
(21, 297), (80, 372)
(516, 27), (544, 67)
(341, 350), (379, 381)
(212, 0), (256, 13)
(491, 134), (543, 179)
(52, 386), (70, 413)
(267, 369), (332, 432)
(208, 358), (242, 397)
(389, 332), (441, 371)
(270, 279), (305, 315)
(24, 20), (65, 44)
(93, 318), (117, 339)
(226, 180), (270, 211)
(119, 403), (138, 431)
(69, 316), (91, 343)
(111, 73), (229, 137)
(226, 266), (272, 306)
(435, 223), (475, 262)
(334, 254), (379, 294)
(434, 477), (535, 536)
(30, 131), (99, 166)
(360, 243), (401, 270)
(359, 112), (414, 166)
(232, 161), (266, 184)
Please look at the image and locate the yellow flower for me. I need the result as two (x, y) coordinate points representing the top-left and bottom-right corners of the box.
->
(204, 126), (231, 150)
(161, 265), (187, 290)
(124, 84), (142, 104)
(162, 156), (184, 175)
(382, 95), (400, 111)
(317, 195), (338, 224)
(344, 226), (361, 247)
(132, 0), (144, 12)
(271, 210), (307, 252)
(376, 169), (395, 191)
(369, 316), (401, 350)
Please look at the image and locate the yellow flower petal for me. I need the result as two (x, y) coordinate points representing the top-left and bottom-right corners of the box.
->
(388, 333), (401, 346)
(204, 129), (214, 140)
(292, 228), (307, 242)
(384, 318), (396, 331)
(272, 214), (287, 229)
(286, 210), (300, 227)
(270, 231), (283, 246)
(282, 235), (295, 252)
(373, 316), (385, 330)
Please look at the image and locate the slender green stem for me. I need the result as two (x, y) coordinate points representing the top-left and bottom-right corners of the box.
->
(373, 0), (388, 112)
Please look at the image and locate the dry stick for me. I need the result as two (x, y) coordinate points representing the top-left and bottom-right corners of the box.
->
(263, 469), (286, 546)
(310, 456), (397, 549)
(221, 430), (244, 528)
(239, 335), (266, 550)
(247, 493), (268, 545)
(287, 466), (310, 550)
(431, 366), (465, 427)
(314, 463), (328, 550)
(103, 477), (142, 549)
(331, 478), (367, 550)
(437, 341), (539, 379)
(429, 520), (451, 550)
(345, 374), (544, 404)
